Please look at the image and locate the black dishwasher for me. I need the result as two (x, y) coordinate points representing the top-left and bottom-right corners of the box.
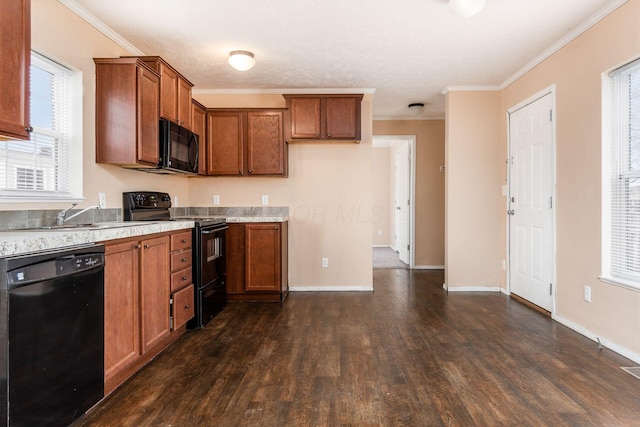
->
(0, 244), (105, 427)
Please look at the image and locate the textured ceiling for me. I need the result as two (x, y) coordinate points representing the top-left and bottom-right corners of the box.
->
(67, 0), (623, 119)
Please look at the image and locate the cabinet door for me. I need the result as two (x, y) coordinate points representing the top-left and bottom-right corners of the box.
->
(289, 97), (321, 139)
(207, 111), (244, 175)
(326, 97), (360, 140)
(158, 62), (179, 123)
(246, 111), (285, 175)
(104, 239), (140, 383)
(0, 0), (30, 140)
(226, 223), (246, 294)
(172, 285), (195, 331)
(177, 77), (192, 128)
(137, 65), (161, 165)
(140, 235), (171, 354)
(245, 223), (281, 292)
(192, 101), (207, 175)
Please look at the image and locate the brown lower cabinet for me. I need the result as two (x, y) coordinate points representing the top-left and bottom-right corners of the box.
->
(227, 222), (288, 302)
(103, 230), (194, 395)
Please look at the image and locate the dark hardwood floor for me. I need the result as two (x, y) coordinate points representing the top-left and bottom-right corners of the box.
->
(73, 269), (640, 426)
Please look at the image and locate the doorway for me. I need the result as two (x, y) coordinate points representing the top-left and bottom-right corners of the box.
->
(508, 89), (555, 313)
(372, 135), (416, 269)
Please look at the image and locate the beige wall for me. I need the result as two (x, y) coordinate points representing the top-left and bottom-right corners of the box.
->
(10, 1), (374, 290)
(372, 120), (445, 267)
(500, 0), (640, 356)
(371, 147), (391, 246)
(445, 91), (503, 288)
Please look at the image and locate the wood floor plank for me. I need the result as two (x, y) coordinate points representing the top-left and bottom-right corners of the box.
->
(72, 270), (640, 426)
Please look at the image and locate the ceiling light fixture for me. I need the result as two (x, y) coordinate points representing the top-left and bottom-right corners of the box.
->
(228, 50), (255, 71)
(448, 0), (486, 18)
(408, 103), (425, 114)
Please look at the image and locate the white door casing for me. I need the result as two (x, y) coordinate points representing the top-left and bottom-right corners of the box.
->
(395, 142), (410, 264)
(508, 91), (555, 312)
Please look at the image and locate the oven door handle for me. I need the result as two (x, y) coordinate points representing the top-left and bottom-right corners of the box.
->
(201, 226), (229, 234)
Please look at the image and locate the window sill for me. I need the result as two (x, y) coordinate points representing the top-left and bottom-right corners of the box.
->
(599, 275), (640, 292)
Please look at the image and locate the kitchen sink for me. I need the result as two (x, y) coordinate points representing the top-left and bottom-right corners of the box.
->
(16, 222), (155, 231)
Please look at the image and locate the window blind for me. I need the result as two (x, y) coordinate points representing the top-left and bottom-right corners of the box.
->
(607, 58), (640, 286)
(0, 52), (73, 198)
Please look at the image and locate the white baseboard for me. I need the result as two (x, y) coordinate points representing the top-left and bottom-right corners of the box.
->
(289, 286), (374, 292)
(443, 283), (502, 292)
(413, 265), (445, 270)
(554, 315), (640, 365)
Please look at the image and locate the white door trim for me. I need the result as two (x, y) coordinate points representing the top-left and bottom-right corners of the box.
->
(372, 135), (416, 268)
(506, 85), (557, 317)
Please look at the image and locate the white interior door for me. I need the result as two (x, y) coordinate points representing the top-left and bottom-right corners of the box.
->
(509, 92), (555, 311)
(395, 143), (410, 264)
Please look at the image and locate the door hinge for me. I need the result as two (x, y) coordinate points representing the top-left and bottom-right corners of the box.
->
(407, 244), (410, 250)
(550, 283), (553, 295)
(549, 109), (553, 122)
(550, 196), (553, 209)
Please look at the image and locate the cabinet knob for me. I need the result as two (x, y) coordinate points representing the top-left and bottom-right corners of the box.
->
(239, 170), (243, 175)
(25, 126), (33, 133)
(135, 244), (141, 249)
(144, 244), (150, 249)
(182, 276), (188, 281)
(176, 118), (180, 123)
(181, 239), (187, 244)
(184, 305), (190, 310)
(248, 169), (252, 174)
(181, 258), (188, 263)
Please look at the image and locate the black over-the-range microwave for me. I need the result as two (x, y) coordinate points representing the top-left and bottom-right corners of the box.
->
(157, 118), (199, 174)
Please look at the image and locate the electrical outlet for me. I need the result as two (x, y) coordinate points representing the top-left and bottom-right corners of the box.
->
(262, 195), (268, 205)
(173, 196), (179, 207)
(501, 259), (506, 270)
(213, 195), (220, 205)
(98, 192), (106, 209)
(584, 285), (591, 302)
(377, 230), (382, 236)
(322, 258), (329, 268)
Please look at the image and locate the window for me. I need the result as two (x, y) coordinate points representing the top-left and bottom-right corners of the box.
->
(0, 52), (82, 201)
(603, 57), (640, 290)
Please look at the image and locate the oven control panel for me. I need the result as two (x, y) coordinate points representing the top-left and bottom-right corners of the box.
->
(123, 191), (171, 209)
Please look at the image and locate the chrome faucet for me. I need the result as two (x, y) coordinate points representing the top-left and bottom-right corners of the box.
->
(56, 203), (100, 225)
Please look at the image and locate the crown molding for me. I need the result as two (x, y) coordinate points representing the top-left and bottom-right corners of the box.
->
(441, 85), (501, 95)
(373, 115), (445, 121)
(500, 0), (628, 89)
(58, 0), (144, 55)
(192, 88), (376, 95)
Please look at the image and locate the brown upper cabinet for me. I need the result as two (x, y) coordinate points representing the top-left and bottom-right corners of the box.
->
(137, 57), (193, 130)
(0, 0), (31, 140)
(283, 94), (363, 142)
(191, 100), (208, 176)
(207, 109), (287, 177)
(94, 58), (160, 168)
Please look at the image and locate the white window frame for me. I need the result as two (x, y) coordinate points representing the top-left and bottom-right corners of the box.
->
(0, 51), (83, 202)
(602, 57), (640, 291)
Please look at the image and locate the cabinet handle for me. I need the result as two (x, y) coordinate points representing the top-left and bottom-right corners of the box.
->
(182, 276), (188, 281)
(135, 244), (141, 249)
(144, 244), (150, 249)
(181, 239), (187, 244)
(25, 126), (33, 133)
(181, 258), (188, 263)
(184, 305), (190, 310)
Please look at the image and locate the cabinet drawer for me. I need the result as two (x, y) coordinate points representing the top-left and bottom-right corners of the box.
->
(172, 285), (194, 330)
(171, 231), (192, 251)
(170, 249), (192, 271)
(171, 267), (192, 292)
